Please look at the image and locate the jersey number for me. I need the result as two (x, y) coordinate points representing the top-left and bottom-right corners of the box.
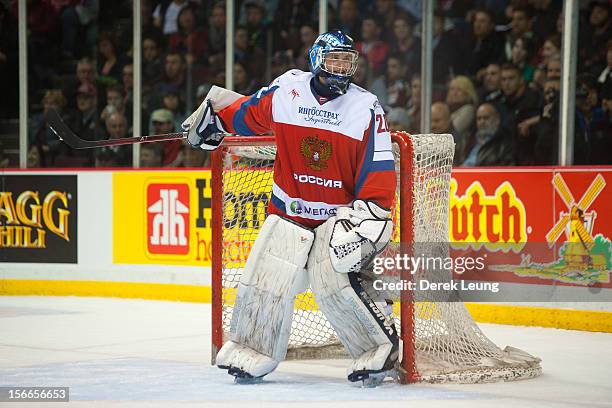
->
(376, 114), (389, 133)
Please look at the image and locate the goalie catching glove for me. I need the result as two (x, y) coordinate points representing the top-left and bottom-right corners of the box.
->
(329, 200), (393, 273)
(183, 99), (228, 151)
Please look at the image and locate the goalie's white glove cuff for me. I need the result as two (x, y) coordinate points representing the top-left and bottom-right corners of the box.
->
(328, 200), (393, 273)
(185, 100), (228, 151)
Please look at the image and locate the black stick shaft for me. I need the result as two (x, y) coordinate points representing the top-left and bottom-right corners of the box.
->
(80, 132), (187, 148)
(47, 108), (188, 149)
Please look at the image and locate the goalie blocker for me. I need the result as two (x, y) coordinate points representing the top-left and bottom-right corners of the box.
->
(182, 85), (243, 150)
(217, 201), (397, 383)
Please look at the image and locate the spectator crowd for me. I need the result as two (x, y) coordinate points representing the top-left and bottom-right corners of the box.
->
(0, 0), (609, 168)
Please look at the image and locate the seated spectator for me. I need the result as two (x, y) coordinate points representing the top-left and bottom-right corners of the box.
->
(432, 11), (459, 90)
(100, 84), (127, 127)
(29, 89), (67, 166)
(478, 63), (503, 103)
(26, 144), (43, 168)
(141, 0), (163, 40)
(596, 39), (612, 87)
(270, 50), (294, 81)
(538, 33), (561, 66)
(591, 82), (612, 164)
(209, 26), (265, 82)
(370, 54), (410, 110)
(533, 77), (560, 164)
(71, 82), (98, 142)
(536, 75), (611, 165)
(510, 35), (536, 83)
(153, 0), (188, 37)
(293, 24), (317, 72)
(431, 101), (466, 165)
(169, 6), (208, 66)
(389, 14), (420, 77)
(352, 56), (372, 89)
(579, 0), (612, 74)
(14, 0), (59, 91)
(531, 0), (561, 47)
(106, 111), (129, 140)
(500, 63), (542, 164)
(158, 84), (187, 132)
(150, 108), (181, 166)
(533, 33), (561, 90)
(244, 1), (268, 51)
(503, 5), (536, 62)
(63, 57), (96, 110)
(233, 61), (261, 95)
(462, 103), (514, 166)
(407, 73), (421, 133)
(148, 51), (189, 114)
(462, 8), (505, 80)
(336, 0), (361, 41)
(140, 143), (165, 167)
(60, 0), (98, 59)
(356, 17), (389, 76)
(546, 56), (561, 81)
(104, 112), (131, 166)
(97, 31), (125, 86)
(575, 74), (608, 164)
(207, 1), (226, 60)
(94, 148), (120, 167)
(235, 25), (265, 78)
(143, 36), (163, 87)
(387, 107), (411, 132)
(272, 0), (315, 51)
(373, 0), (401, 41)
(446, 76), (478, 135)
(122, 63), (134, 109)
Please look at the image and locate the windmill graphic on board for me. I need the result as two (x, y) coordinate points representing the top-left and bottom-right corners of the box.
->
(491, 173), (609, 283)
(546, 173), (606, 252)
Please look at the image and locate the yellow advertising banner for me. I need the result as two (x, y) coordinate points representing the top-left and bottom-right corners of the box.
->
(113, 171), (213, 266)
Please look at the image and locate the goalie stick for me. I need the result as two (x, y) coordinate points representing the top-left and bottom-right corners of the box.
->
(48, 86), (253, 150)
(47, 108), (188, 149)
(47, 108), (274, 150)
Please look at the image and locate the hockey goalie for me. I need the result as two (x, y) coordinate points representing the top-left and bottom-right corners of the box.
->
(183, 30), (398, 385)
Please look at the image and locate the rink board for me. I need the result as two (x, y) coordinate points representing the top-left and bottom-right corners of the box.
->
(1, 167), (612, 332)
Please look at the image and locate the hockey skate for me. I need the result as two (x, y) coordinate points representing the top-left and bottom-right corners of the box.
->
(224, 366), (266, 384)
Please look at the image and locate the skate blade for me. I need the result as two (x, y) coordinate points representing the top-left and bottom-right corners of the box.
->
(361, 369), (397, 388)
(234, 376), (264, 384)
(226, 366), (265, 384)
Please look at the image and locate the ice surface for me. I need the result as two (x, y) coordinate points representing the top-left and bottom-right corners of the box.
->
(0, 296), (610, 408)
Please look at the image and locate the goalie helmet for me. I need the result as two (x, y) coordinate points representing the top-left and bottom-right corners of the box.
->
(308, 30), (359, 95)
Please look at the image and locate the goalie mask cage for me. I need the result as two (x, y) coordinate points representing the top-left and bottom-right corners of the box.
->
(211, 132), (541, 384)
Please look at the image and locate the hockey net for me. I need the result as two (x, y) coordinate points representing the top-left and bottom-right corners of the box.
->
(211, 132), (541, 383)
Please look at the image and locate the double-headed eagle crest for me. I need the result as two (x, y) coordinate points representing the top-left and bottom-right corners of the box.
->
(300, 136), (332, 171)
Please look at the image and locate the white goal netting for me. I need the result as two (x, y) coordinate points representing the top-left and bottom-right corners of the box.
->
(214, 132), (541, 383)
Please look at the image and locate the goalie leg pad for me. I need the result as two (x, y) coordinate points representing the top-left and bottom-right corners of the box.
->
(308, 217), (399, 381)
(216, 341), (278, 379)
(218, 215), (314, 378)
